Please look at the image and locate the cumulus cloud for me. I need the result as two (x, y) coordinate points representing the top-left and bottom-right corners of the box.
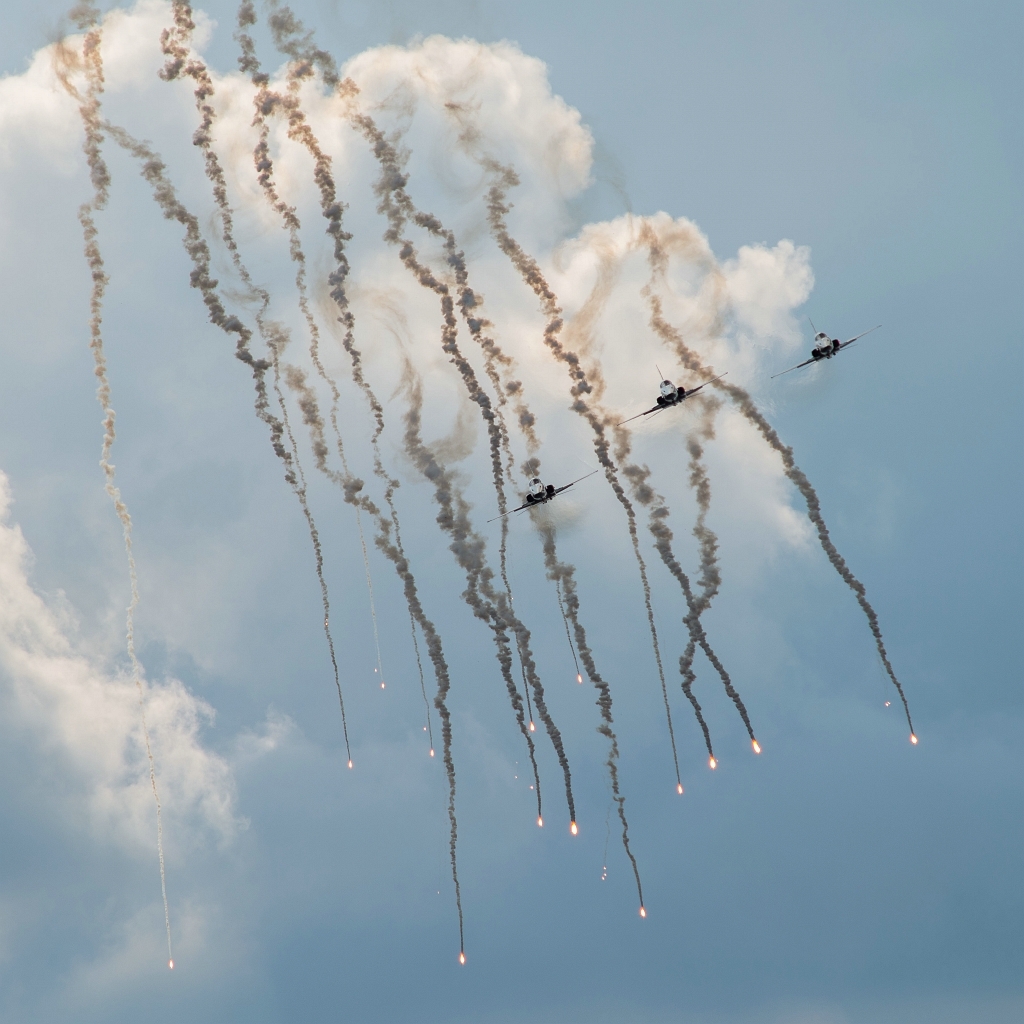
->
(0, 469), (238, 854)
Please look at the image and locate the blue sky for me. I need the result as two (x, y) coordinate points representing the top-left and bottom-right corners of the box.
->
(0, 2), (1020, 1022)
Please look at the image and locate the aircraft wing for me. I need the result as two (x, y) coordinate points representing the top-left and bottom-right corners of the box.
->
(770, 357), (816, 379)
(617, 403), (664, 426)
(837, 324), (882, 350)
(682, 371), (728, 397)
(486, 500), (532, 524)
(552, 469), (599, 496)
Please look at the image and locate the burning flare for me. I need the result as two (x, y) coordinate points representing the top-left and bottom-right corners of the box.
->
(528, 721), (536, 732)
(537, 816), (544, 828)
(570, 820), (578, 835)
(459, 952), (466, 965)
(676, 783), (684, 795)
(751, 740), (762, 755)
(910, 733), (919, 745)
(639, 906), (647, 918)
(576, 673), (583, 684)
(347, 759), (353, 769)
(708, 756), (717, 770)
(429, 748), (435, 757)
(168, 960), (174, 970)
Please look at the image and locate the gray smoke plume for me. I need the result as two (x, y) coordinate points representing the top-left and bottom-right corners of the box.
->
(342, 103), (576, 820)
(249, 0), (473, 948)
(644, 248), (916, 738)
(537, 523), (645, 909)
(154, 0), (361, 765)
(399, 359), (579, 833)
(96, 116), (354, 764)
(55, 7), (173, 967)
(477, 160), (701, 785)
(346, 100), (559, 730)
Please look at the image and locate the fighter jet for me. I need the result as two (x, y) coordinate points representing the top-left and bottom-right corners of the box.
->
(487, 471), (598, 522)
(618, 371), (728, 426)
(771, 323), (881, 378)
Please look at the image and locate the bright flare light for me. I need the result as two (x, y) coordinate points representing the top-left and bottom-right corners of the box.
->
(570, 821), (578, 835)
(639, 906), (647, 918)
(676, 783), (684, 795)
(347, 760), (353, 769)
(529, 721), (536, 732)
(885, 700), (891, 707)
(752, 740), (762, 754)
(459, 952), (466, 965)
(429, 748), (435, 757)
(576, 673), (583, 684)
(708, 757), (717, 770)
(381, 682), (386, 689)
(910, 734), (919, 745)
(537, 816), (544, 828)
(168, 960), (174, 970)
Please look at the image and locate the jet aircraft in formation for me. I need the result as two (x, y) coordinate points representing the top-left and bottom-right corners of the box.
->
(771, 324), (881, 378)
(492, 319), (880, 521)
(488, 471), (599, 522)
(618, 371), (728, 425)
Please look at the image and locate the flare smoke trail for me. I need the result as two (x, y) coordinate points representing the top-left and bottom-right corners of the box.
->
(347, 97), (551, 718)
(675, 411), (725, 734)
(94, 110), (354, 763)
(480, 181), (751, 761)
(154, 0), (355, 762)
(478, 160), (706, 784)
(343, 102), (576, 821)
(555, 216), (747, 762)
(239, 2), (439, 709)
(55, 4), (173, 966)
(644, 247), (916, 737)
(555, 579), (582, 681)
(538, 523), (645, 910)
(249, 3), (472, 942)
(399, 357), (578, 831)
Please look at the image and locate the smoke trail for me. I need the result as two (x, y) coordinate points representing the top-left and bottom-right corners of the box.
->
(555, 579), (582, 683)
(409, 616), (435, 752)
(476, 161), (697, 785)
(237, 3), (436, 703)
(399, 361), (578, 830)
(675, 411), (723, 715)
(55, 5), (173, 966)
(338, 103), (573, 819)
(644, 252), (916, 738)
(93, 111), (354, 763)
(343, 100), (556, 730)
(538, 522), (645, 911)
(155, 0), (357, 762)
(477, 184), (750, 761)
(242, 6), (474, 946)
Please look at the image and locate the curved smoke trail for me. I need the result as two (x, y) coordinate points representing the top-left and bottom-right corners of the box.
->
(238, 3), (438, 710)
(398, 356), (577, 831)
(643, 242), (916, 738)
(246, 2), (474, 946)
(537, 522), (645, 911)
(55, 5), (173, 967)
(473, 159), (706, 785)
(340, 101), (575, 821)
(93, 112), (354, 764)
(155, 0), (354, 762)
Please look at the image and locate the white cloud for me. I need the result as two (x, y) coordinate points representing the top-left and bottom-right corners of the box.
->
(0, 470), (238, 855)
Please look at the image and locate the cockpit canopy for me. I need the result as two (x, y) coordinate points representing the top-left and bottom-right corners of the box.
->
(659, 380), (678, 399)
(529, 477), (545, 494)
